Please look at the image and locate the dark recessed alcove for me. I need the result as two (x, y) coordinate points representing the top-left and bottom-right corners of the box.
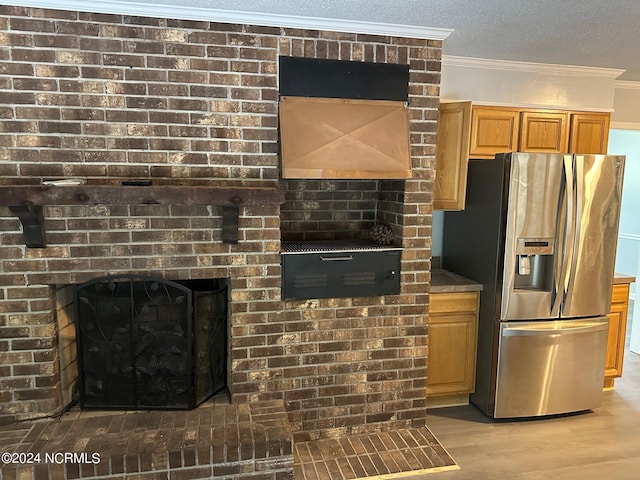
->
(74, 275), (228, 410)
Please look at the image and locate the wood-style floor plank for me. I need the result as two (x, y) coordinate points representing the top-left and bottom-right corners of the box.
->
(422, 349), (640, 479)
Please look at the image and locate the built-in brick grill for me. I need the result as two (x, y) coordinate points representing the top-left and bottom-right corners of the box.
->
(281, 240), (400, 253)
(281, 240), (402, 300)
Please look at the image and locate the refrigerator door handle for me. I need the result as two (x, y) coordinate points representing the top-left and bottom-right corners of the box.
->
(502, 322), (608, 336)
(551, 155), (574, 317)
(565, 157), (584, 299)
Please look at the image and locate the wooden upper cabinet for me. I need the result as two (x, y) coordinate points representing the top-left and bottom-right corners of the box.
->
(469, 106), (520, 159)
(569, 112), (611, 154)
(519, 110), (570, 153)
(434, 102), (471, 210)
(433, 101), (611, 211)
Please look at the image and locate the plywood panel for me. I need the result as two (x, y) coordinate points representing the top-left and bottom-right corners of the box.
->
(279, 96), (411, 179)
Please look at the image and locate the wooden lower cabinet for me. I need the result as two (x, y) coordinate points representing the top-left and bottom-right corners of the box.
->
(427, 291), (480, 407)
(604, 283), (631, 390)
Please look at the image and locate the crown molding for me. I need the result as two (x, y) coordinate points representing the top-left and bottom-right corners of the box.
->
(618, 233), (640, 241)
(443, 55), (625, 79)
(443, 99), (612, 113)
(611, 121), (640, 130)
(2, 0), (453, 40)
(615, 80), (640, 90)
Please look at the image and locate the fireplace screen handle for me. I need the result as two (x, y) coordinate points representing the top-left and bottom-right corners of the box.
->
(320, 255), (353, 261)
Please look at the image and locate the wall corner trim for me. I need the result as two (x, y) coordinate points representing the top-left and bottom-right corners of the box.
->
(443, 55), (626, 79)
(611, 121), (640, 131)
(2, 0), (453, 40)
(616, 80), (640, 91)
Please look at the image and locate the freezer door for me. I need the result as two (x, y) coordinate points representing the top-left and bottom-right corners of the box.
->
(501, 153), (564, 320)
(494, 318), (608, 418)
(562, 155), (624, 318)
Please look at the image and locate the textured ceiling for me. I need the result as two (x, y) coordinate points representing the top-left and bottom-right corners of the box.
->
(149, 0), (640, 81)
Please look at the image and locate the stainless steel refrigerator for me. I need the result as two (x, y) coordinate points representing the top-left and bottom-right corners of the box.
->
(443, 152), (625, 418)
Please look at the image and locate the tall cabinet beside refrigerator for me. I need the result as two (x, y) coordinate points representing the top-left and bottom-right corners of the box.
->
(443, 153), (624, 418)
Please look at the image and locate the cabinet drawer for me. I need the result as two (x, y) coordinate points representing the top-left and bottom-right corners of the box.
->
(430, 292), (478, 314)
(611, 283), (630, 304)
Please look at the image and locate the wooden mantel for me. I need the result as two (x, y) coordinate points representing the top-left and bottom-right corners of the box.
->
(0, 185), (285, 247)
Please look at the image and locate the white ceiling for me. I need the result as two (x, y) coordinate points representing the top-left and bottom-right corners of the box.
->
(10, 0), (640, 81)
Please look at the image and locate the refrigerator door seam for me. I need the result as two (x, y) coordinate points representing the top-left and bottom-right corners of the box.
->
(567, 156), (585, 307)
(552, 155), (575, 317)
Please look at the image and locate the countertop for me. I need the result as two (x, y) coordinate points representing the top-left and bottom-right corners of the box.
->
(431, 269), (483, 293)
(431, 270), (633, 293)
(614, 273), (636, 284)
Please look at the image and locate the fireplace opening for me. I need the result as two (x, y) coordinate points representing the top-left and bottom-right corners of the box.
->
(73, 275), (228, 410)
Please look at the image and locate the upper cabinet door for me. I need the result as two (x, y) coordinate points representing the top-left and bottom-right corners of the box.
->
(569, 112), (611, 154)
(520, 111), (570, 153)
(434, 101), (472, 210)
(469, 107), (520, 158)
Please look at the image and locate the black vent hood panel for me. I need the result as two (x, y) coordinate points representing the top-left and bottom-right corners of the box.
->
(279, 56), (409, 101)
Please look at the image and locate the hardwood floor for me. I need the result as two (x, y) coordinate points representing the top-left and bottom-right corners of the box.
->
(423, 349), (640, 479)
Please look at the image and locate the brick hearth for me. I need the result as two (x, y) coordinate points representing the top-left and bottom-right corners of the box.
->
(0, 4), (441, 445)
(0, 397), (294, 479)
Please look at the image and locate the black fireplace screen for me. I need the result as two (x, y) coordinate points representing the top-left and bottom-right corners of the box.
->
(74, 275), (227, 410)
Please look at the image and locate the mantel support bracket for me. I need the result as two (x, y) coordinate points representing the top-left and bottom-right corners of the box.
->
(9, 205), (46, 248)
(0, 185), (284, 248)
(221, 206), (240, 244)
(7, 205), (242, 248)
(6, 205), (242, 247)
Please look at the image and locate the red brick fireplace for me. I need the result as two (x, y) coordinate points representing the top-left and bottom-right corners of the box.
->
(0, 6), (440, 442)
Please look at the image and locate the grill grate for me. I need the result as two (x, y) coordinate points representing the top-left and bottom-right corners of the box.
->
(281, 240), (400, 253)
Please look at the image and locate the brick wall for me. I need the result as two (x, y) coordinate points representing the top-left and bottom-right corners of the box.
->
(280, 180), (379, 241)
(0, 6), (441, 440)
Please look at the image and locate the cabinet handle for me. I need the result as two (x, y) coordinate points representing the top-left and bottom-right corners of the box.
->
(319, 255), (353, 261)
